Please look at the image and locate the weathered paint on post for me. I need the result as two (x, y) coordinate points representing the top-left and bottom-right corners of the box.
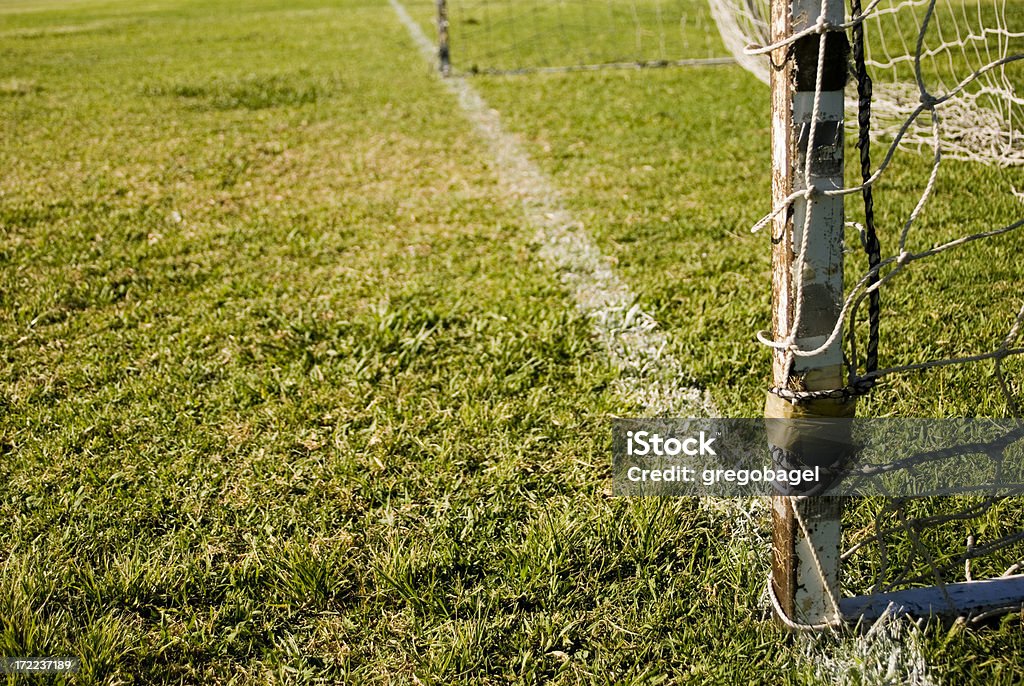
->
(769, 0), (849, 629)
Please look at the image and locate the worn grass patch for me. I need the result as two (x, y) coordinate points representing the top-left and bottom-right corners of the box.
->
(145, 74), (326, 111)
(0, 0), (791, 683)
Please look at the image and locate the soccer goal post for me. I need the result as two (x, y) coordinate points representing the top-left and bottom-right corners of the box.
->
(436, 0), (451, 75)
(762, 0), (1024, 630)
(765, 0), (851, 630)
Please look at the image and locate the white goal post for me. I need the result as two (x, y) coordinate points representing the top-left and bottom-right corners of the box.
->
(762, 0), (1024, 629)
(765, 0), (850, 629)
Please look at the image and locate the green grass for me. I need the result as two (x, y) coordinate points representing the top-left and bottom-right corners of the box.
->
(2, 0), (1024, 684)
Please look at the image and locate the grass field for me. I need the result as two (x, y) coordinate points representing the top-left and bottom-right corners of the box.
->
(2, 0), (1024, 684)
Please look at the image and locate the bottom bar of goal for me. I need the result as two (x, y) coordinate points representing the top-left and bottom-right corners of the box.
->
(841, 576), (1024, 623)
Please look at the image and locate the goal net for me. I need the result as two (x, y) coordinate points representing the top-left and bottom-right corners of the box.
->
(749, 0), (1024, 628)
(712, 0), (1024, 165)
(416, 0), (732, 75)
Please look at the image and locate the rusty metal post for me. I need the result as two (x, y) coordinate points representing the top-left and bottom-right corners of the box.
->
(768, 0), (851, 628)
(437, 0), (451, 75)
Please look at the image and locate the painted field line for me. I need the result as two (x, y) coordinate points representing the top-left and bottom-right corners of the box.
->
(388, 0), (712, 419)
(387, 2), (937, 684)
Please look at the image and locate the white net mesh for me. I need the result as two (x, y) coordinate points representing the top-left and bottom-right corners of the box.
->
(421, 0), (731, 74)
(711, 0), (1024, 165)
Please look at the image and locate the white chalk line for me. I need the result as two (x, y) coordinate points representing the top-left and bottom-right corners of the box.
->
(387, 2), (937, 684)
(389, 0), (711, 419)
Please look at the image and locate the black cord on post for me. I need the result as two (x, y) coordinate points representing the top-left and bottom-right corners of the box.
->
(850, 0), (881, 381)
